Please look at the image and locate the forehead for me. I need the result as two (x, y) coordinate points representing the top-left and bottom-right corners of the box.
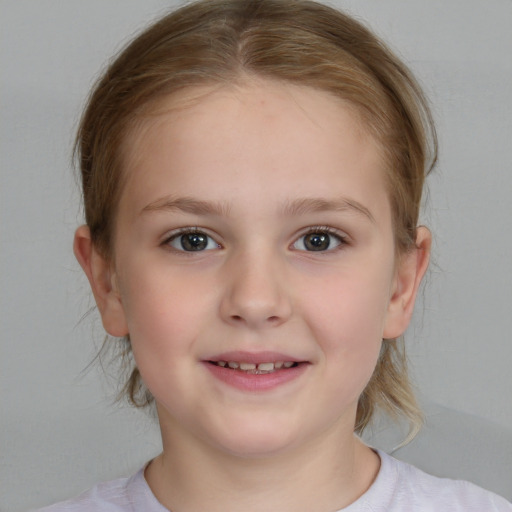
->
(124, 78), (379, 162)
(118, 79), (390, 220)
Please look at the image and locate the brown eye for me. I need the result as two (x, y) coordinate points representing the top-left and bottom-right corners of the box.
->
(293, 229), (344, 252)
(168, 231), (219, 251)
(304, 233), (331, 251)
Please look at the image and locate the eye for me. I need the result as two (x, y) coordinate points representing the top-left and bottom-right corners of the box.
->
(293, 228), (346, 252)
(166, 229), (220, 252)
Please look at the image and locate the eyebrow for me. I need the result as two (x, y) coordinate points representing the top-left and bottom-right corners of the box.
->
(141, 196), (232, 216)
(281, 197), (375, 223)
(141, 195), (375, 223)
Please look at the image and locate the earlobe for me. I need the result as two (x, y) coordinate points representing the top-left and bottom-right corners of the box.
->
(73, 225), (129, 337)
(383, 227), (431, 339)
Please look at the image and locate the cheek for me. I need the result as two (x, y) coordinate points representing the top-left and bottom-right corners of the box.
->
(300, 268), (392, 386)
(115, 264), (209, 362)
(116, 267), (209, 409)
(305, 270), (392, 344)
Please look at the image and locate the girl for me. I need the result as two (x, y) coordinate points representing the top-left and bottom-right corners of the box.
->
(36, 0), (511, 510)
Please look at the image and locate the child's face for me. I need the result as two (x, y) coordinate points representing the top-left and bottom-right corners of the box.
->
(86, 79), (427, 457)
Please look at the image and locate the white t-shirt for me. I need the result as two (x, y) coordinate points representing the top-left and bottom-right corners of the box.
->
(34, 450), (512, 511)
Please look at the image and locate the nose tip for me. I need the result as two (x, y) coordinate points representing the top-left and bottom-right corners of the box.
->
(222, 292), (291, 329)
(219, 257), (292, 329)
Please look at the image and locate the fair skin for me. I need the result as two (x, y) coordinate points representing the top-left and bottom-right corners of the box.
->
(74, 79), (430, 512)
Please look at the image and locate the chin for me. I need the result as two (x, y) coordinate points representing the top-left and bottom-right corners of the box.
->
(208, 419), (302, 459)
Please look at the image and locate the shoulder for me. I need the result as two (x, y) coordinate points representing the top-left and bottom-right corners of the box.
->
(365, 450), (512, 511)
(31, 466), (165, 512)
(32, 474), (134, 512)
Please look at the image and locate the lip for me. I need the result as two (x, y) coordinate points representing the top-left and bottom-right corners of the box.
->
(206, 350), (303, 365)
(202, 351), (310, 392)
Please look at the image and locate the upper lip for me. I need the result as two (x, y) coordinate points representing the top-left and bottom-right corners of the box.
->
(205, 351), (305, 364)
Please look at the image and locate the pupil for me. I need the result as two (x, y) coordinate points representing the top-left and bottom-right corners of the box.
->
(305, 233), (329, 251)
(182, 233), (207, 251)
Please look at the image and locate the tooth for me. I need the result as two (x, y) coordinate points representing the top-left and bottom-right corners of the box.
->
(217, 361), (227, 367)
(283, 362), (294, 368)
(274, 361), (284, 369)
(257, 362), (274, 371)
(228, 361), (239, 369)
(240, 362), (256, 370)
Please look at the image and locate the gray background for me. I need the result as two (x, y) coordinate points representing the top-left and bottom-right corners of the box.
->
(1, 1), (511, 510)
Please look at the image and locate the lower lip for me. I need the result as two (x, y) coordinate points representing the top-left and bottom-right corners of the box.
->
(204, 362), (308, 392)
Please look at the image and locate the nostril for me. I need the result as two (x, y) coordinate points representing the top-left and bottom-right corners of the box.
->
(229, 314), (280, 324)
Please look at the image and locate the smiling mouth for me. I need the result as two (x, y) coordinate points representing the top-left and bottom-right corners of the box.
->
(209, 360), (299, 374)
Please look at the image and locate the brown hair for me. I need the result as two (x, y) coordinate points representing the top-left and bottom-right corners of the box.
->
(75, 0), (437, 435)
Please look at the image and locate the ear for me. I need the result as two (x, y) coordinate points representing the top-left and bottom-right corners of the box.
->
(383, 226), (431, 339)
(73, 225), (129, 337)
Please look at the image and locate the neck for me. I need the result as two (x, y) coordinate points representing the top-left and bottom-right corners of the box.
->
(145, 417), (380, 512)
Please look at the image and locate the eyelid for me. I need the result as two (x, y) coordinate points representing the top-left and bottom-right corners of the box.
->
(302, 225), (349, 238)
(291, 225), (350, 252)
(161, 227), (222, 252)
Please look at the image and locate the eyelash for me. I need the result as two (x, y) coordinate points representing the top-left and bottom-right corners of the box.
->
(162, 227), (220, 253)
(161, 226), (349, 253)
(293, 226), (349, 253)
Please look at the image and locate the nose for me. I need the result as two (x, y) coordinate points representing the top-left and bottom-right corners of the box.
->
(219, 249), (292, 329)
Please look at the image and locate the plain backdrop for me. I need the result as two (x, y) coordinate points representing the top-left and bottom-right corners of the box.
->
(1, 1), (511, 510)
